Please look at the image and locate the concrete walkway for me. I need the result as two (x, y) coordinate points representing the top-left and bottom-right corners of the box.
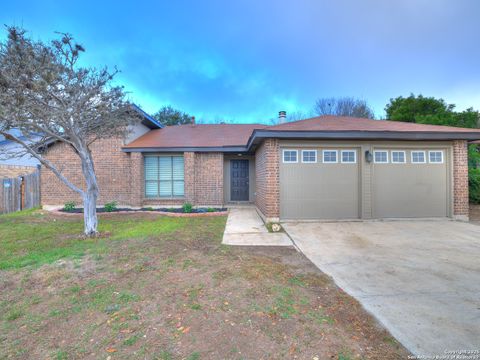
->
(283, 220), (480, 356)
(222, 208), (292, 246)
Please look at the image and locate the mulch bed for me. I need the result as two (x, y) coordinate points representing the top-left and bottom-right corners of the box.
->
(56, 207), (228, 217)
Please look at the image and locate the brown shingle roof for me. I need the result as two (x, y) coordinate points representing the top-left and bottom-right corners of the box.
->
(267, 116), (480, 133)
(123, 123), (266, 149)
(124, 116), (480, 150)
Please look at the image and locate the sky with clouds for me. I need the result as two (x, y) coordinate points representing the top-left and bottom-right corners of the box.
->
(2, 0), (480, 123)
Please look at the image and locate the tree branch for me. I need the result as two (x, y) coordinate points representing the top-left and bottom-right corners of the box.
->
(0, 131), (85, 195)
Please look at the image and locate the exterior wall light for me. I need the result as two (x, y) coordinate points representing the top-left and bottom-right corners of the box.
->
(365, 150), (373, 163)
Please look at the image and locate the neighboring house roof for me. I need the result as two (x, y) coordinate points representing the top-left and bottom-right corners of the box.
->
(36, 104), (162, 150)
(0, 133), (41, 167)
(131, 104), (163, 129)
(0, 165), (37, 179)
(123, 116), (480, 153)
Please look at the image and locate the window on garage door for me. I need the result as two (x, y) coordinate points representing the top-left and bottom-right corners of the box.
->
(323, 150), (338, 163)
(411, 151), (426, 164)
(429, 150), (444, 163)
(301, 150), (317, 163)
(374, 150), (388, 163)
(283, 149), (298, 163)
(391, 151), (406, 164)
(341, 150), (356, 163)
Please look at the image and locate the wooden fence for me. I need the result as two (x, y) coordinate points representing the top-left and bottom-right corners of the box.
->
(0, 169), (41, 215)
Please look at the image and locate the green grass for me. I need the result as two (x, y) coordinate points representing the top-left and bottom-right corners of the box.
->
(288, 275), (306, 287)
(55, 350), (68, 360)
(0, 210), (224, 270)
(338, 351), (352, 360)
(306, 309), (334, 325)
(0, 210), (406, 359)
(4, 307), (24, 321)
(123, 334), (141, 346)
(186, 352), (200, 360)
(154, 350), (174, 360)
(265, 286), (298, 319)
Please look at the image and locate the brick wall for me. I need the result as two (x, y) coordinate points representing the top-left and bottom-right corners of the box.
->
(184, 152), (195, 204)
(453, 140), (469, 220)
(41, 141), (225, 207)
(130, 152), (143, 207)
(41, 137), (137, 206)
(255, 139), (280, 220)
(193, 153), (224, 205)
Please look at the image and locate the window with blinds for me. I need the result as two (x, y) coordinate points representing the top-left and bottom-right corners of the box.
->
(144, 155), (184, 198)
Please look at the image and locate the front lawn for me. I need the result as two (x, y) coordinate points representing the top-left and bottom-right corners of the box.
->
(0, 210), (408, 359)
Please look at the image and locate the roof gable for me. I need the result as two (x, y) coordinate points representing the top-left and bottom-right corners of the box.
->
(130, 104), (163, 129)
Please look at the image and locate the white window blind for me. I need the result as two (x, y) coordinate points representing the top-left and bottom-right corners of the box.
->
(145, 156), (184, 198)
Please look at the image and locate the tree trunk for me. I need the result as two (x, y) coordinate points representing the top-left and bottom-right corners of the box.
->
(79, 145), (99, 237)
(83, 189), (98, 237)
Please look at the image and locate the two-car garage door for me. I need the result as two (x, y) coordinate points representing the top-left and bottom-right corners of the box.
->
(280, 145), (450, 220)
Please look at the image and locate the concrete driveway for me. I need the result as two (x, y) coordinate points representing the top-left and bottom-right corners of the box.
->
(283, 220), (480, 356)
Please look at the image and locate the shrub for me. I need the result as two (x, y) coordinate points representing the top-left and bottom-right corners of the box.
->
(207, 207), (215, 212)
(104, 201), (118, 212)
(469, 168), (480, 204)
(182, 203), (193, 213)
(63, 201), (76, 212)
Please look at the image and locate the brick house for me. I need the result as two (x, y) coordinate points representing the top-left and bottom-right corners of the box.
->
(41, 111), (480, 221)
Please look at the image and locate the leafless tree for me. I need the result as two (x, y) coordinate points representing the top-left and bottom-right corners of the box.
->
(313, 97), (375, 119)
(0, 27), (137, 236)
(196, 116), (233, 124)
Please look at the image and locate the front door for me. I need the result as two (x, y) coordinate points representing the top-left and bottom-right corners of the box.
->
(231, 159), (249, 201)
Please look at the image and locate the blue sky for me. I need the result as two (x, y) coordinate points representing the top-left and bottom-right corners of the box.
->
(2, 0), (480, 123)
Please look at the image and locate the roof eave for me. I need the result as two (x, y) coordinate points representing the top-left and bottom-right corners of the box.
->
(131, 104), (163, 129)
(122, 146), (250, 153)
(246, 130), (480, 149)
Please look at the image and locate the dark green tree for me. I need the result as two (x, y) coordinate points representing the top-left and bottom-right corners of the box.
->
(415, 108), (479, 128)
(153, 106), (192, 126)
(385, 94), (479, 128)
(385, 94), (452, 122)
(385, 94), (480, 203)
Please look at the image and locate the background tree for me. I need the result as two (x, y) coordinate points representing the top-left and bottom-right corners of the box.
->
(385, 94), (479, 128)
(385, 93), (480, 203)
(0, 27), (136, 236)
(385, 94), (451, 122)
(153, 106), (192, 126)
(313, 97), (375, 119)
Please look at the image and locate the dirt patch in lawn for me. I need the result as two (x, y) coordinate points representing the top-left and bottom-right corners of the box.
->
(0, 212), (409, 359)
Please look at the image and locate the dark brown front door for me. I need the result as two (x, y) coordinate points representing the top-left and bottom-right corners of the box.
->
(231, 159), (249, 201)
